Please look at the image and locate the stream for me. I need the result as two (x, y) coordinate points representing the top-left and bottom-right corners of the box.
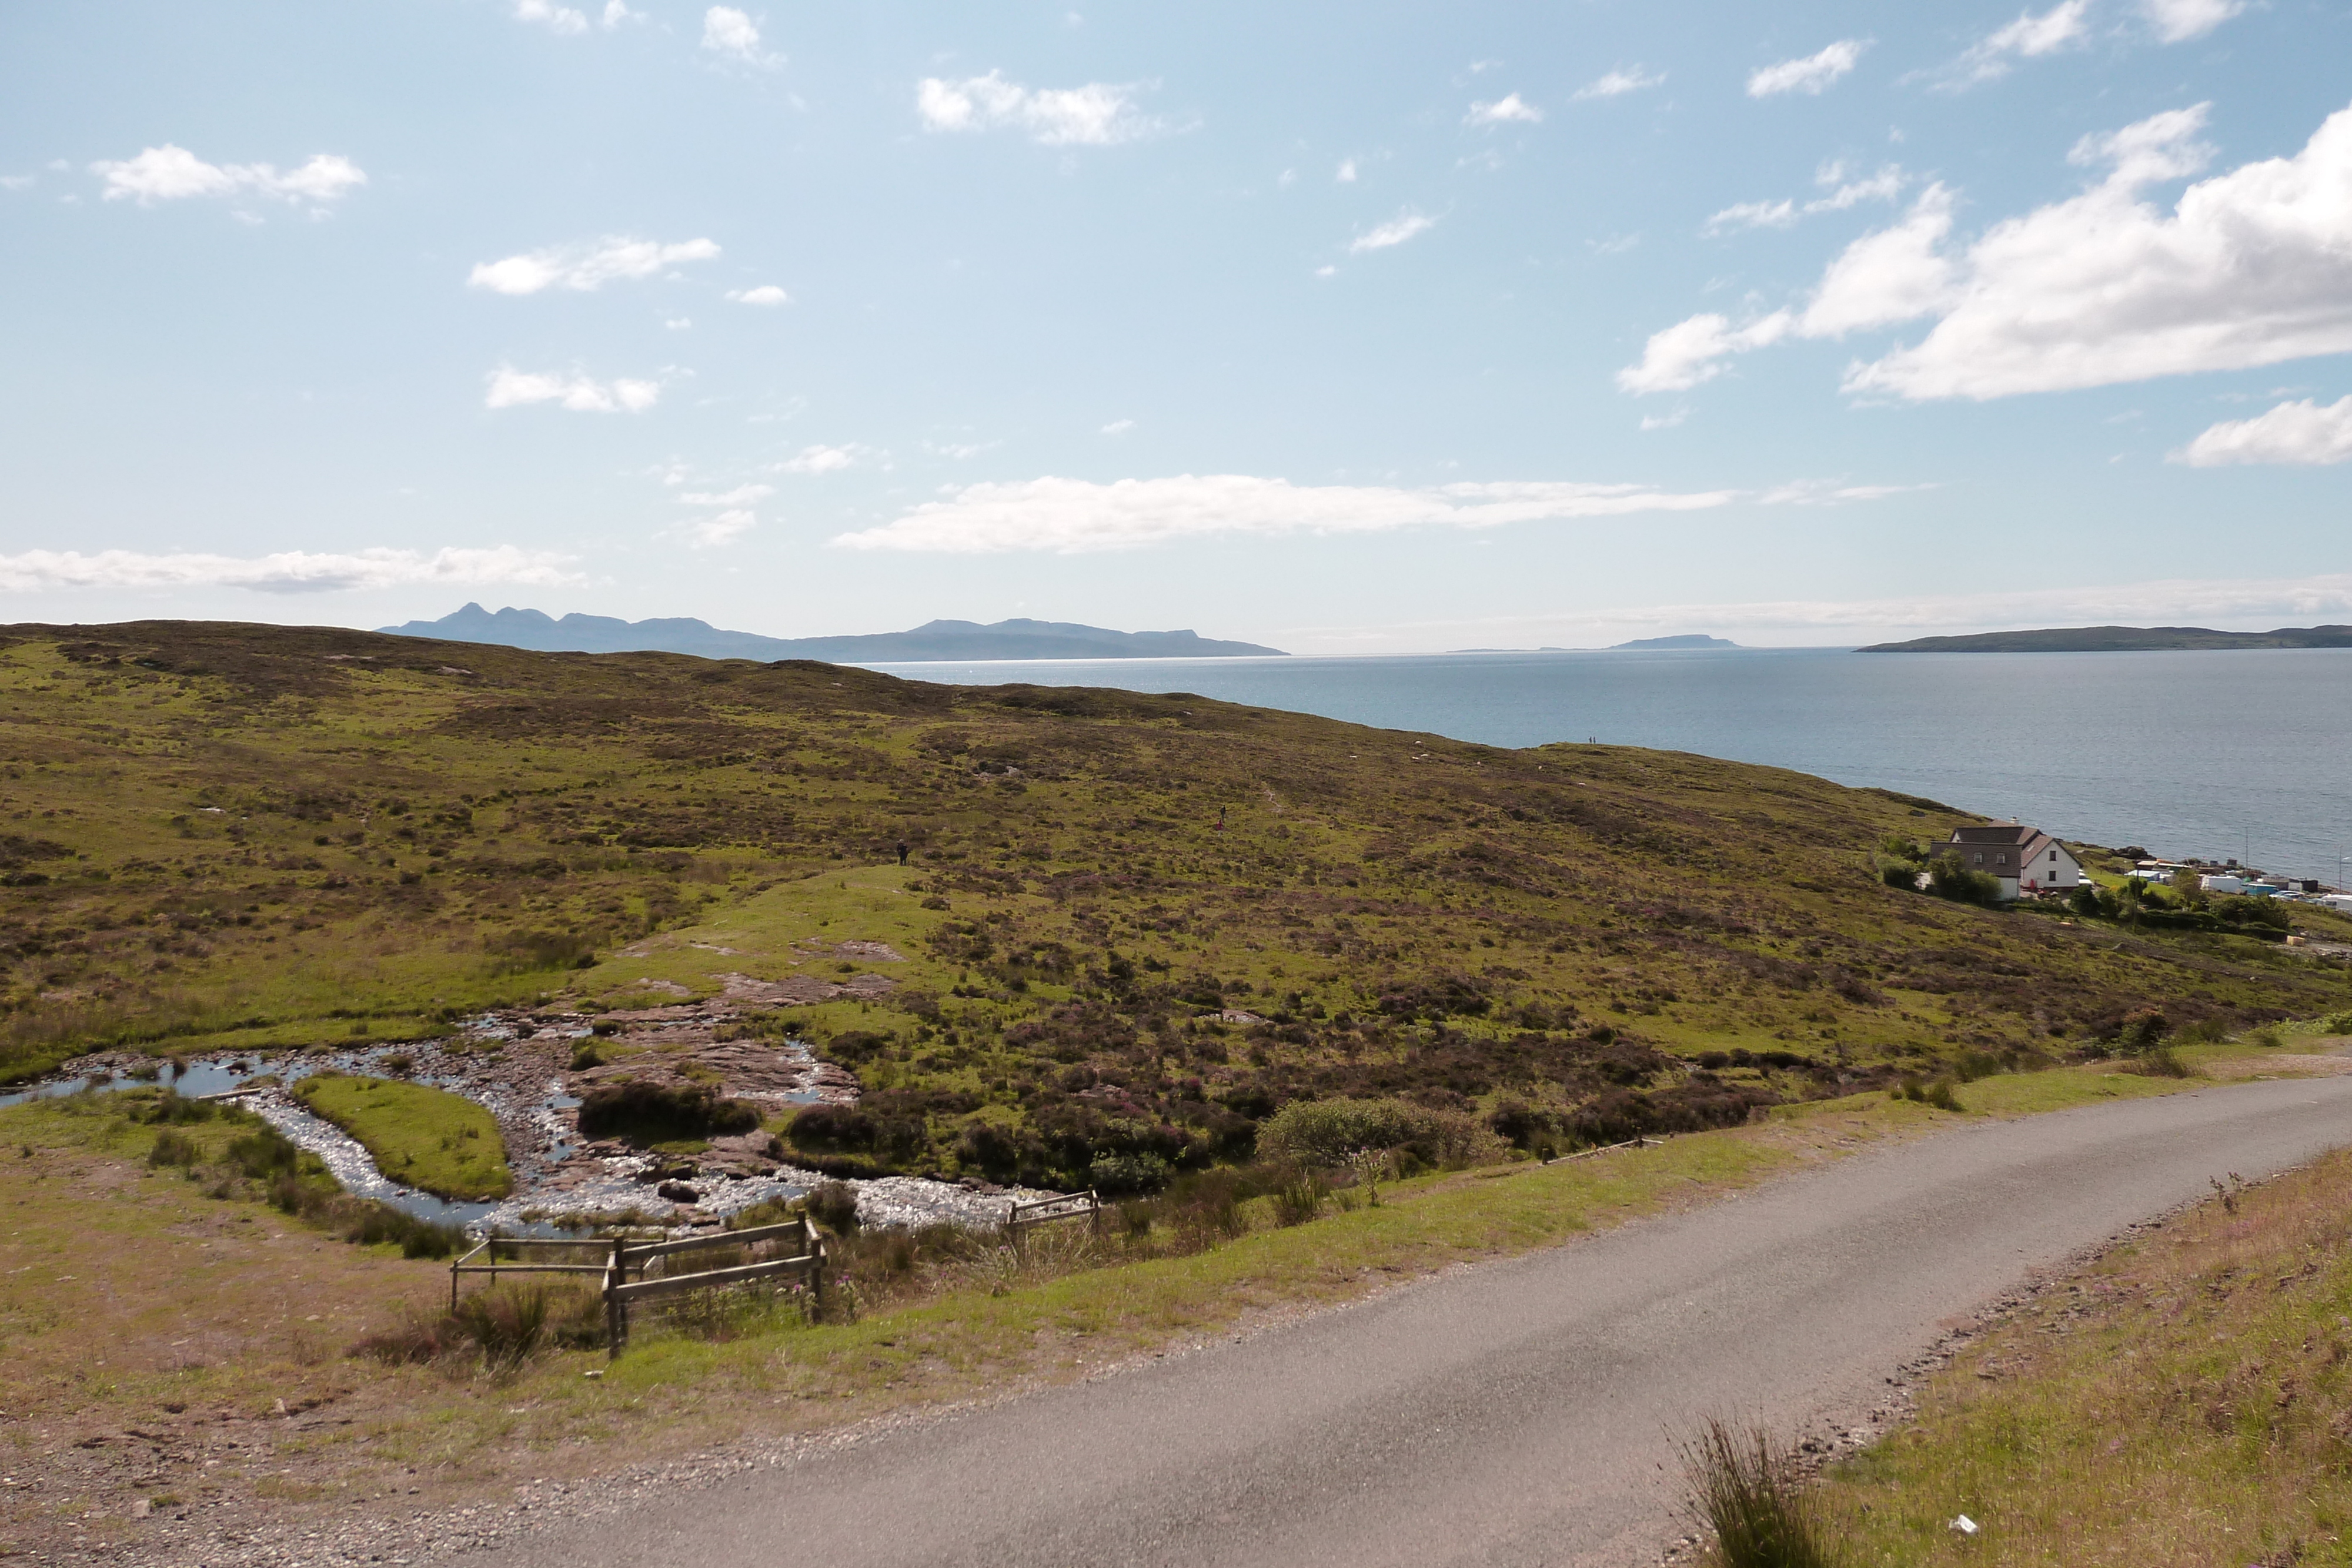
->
(1, 1046), (1047, 1235)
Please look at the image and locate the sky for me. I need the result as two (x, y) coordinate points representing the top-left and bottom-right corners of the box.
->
(3, 0), (2350, 653)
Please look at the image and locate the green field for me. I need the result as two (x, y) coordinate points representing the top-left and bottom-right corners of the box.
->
(0, 620), (2347, 1182)
(289, 1074), (511, 1200)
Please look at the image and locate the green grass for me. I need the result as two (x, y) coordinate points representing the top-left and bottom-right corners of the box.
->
(1820, 1146), (2352, 1567)
(289, 1074), (512, 1200)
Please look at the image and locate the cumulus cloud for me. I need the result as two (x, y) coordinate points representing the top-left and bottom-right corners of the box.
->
(674, 510), (758, 549)
(92, 145), (365, 206)
(777, 444), (858, 474)
(0, 546), (576, 595)
(831, 474), (1766, 553)
(1575, 67), (1663, 100)
(726, 284), (789, 306)
(916, 72), (1160, 146)
(1466, 93), (1544, 126)
(2177, 395), (2352, 465)
(2141, 0), (2243, 41)
(467, 236), (720, 295)
(1349, 210), (1437, 253)
(513, 0), (587, 33)
(1748, 41), (1865, 98)
(701, 6), (779, 65)
(1626, 98), (2352, 402)
(677, 483), (774, 506)
(1946, 0), (2093, 85)
(484, 367), (661, 412)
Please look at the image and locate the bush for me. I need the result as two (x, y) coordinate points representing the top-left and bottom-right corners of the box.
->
(1271, 1171), (1327, 1227)
(1677, 1418), (1840, 1568)
(2128, 1047), (2193, 1079)
(148, 1128), (201, 1168)
(1257, 1096), (1494, 1169)
(1488, 1097), (1557, 1151)
(451, 1283), (554, 1368)
(1892, 1078), (1963, 1111)
(576, 1079), (759, 1144)
(2114, 1008), (2171, 1051)
(805, 1179), (861, 1235)
(1088, 1151), (1172, 1195)
(1879, 862), (1920, 890)
(788, 1103), (878, 1154)
(126, 1088), (217, 1126)
(1925, 854), (2003, 905)
(2326, 1012), (2352, 1037)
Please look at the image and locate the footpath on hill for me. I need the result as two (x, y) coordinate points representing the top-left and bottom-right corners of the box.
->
(442, 1075), (2352, 1568)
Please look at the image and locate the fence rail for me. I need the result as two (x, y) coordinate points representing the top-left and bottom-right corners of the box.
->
(1005, 1189), (1101, 1233)
(450, 1216), (828, 1355)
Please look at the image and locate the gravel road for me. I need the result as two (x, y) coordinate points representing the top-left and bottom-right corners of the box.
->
(465, 1078), (2352, 1568)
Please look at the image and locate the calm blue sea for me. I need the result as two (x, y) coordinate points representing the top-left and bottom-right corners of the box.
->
(861, 648), (2352, 887)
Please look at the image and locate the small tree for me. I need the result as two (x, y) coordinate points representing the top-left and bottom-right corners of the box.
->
(1926, 853), (2003, 905)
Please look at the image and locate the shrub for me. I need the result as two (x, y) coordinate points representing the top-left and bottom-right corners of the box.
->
(1677, 1418), (1840, 1568)
(1925, 854), (2003, 905)
(2114, 1008), (2171, 1051)
(127, 1088), (216, 1126)
(576, 1079), (759, 1144)
(788, 1103), (878, 1154)
(805, 1179), (861, 1235)
(1892, 1078), (1963, 1111)
(1088, 1151), (1172, 1195)
(147, 1128), (201, 1168)
(451, 1283), (553, 1368)
(1488, 1097), (1556, 1151)
(1879, 862), (1920, 890)
(225, 1126), (304, 1181)
(351, 1310), (467, 1366)
(2326, 1012), (2352, 1037)
(1257, 1096), (1494, 1168)
(1271, 1172), (1327, 1227)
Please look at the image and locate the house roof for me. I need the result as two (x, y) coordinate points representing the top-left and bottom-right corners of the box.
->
(1949, 824), (2038, 847)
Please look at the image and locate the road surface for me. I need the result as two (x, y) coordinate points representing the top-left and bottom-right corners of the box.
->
(471, 1076), (2352, 1568)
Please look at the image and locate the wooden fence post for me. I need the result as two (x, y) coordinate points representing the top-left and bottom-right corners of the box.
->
(605, 1235), (627, 1358)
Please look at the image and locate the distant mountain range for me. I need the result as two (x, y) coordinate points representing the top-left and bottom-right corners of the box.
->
(1857, 624), (2352, 653)
(1611, 634), (1738, 650)
(377, 604), (1287, 661)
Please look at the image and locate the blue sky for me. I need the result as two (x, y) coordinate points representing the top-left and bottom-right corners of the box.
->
(3, 0), (2349, 652)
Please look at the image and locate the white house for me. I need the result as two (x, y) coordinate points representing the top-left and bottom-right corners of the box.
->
(1942, 823), (2083, 900)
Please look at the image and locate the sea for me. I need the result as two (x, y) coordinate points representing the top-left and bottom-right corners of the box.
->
(860, 647), (2352, 888)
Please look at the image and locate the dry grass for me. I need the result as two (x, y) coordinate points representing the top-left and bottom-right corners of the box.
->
(1821, 1146), (2352, 1566)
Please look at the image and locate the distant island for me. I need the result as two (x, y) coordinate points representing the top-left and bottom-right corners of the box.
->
(379, 605), (1287, 662)
(1857, 624), (2352, 653)
(1611, 634), (1739, 651)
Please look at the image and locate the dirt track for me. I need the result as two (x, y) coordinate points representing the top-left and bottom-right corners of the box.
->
(457, 1076), (2352, 1568)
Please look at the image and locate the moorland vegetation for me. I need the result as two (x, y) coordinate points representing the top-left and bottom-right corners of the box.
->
(2, 620), (2350, 1192)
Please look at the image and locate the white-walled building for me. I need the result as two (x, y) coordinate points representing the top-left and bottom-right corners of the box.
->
(1942, 823), (2084, 900)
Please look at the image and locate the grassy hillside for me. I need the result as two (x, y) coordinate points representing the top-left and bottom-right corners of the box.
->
(1, 619), (2346, 1184)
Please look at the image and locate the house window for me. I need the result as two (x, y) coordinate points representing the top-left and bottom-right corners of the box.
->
(1972, 852), (1983, 865)
(1997, 854), (2007, 865)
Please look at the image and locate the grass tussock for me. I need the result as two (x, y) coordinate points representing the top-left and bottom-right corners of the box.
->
(1820, 1145), (2352, 1566)
(1680, 1418), (1840, 1568)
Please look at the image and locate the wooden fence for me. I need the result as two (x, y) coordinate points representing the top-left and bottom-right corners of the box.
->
(1004, 1188), (1101, 1237)
(449, 1216), (827, 1356)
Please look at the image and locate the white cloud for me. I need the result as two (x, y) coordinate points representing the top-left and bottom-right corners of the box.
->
(600, 0), (639, 25)
(674, 510), (758, 549)
(1810, 162), (1907, 211)
(484, 367), (661, 412)
(467, 236), (721, 295)
(0, 546), (576, 595)
(1947, 0), (2094, 85)
(1337, 158), (1358, 183)
(1639, 409), (1689, 430)
(513, 0), (586, 34)
(1100, 419), (1135, 435)
(1628, 98), (2352, 402)
(92, 145), (366, 206)
(1847, 102), (2352, 400)
(1349, 210), (1436, 253)
(1466, 93), (1544, 126)
(1748, 41), (1866, 98)
(701, 6), (779, 66)
(1575, 67), (1663, 100)
(1617, 311), (1795, 394)
(2140, 0), (2243, 41)
(677, 483), (774, 506)
(1704, 199), (1798, 234)
(726, 284), (790, 306)
(0, 174), (35, 191)
(2177, 395), (2352, 465)
(777, 444), (857, 474)
(831, 474), (1761, 553)
(916, 72), (1159, 146)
